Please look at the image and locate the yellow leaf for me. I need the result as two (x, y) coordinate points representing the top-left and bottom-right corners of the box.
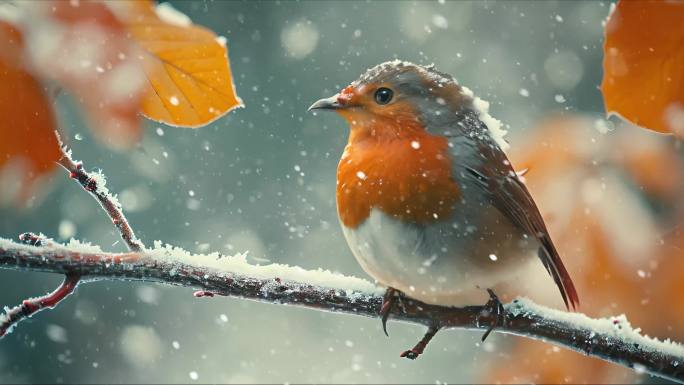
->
(601, 0), (684, 135)
(117, 1), (242, 127)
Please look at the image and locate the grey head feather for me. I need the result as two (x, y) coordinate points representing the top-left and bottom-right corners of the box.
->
(352, 60), (506, 151)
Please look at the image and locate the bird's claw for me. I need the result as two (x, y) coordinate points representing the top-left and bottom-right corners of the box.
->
(380, 287), (399, 336)
(400, 324), (440, 360)
(379, 288), (441, 359)
(480, 288), (505, 342)
(399, 349), (420, 360)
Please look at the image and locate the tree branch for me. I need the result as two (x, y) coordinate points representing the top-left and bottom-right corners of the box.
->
(0, 238), (682, 383)
(0, 141), (145, 338)
(56, 145), (144, 252)
(0, 232), (81, 337)
(3, 141), (683, 383)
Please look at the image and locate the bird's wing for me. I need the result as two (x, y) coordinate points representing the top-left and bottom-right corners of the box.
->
(452, 133), (579, 310)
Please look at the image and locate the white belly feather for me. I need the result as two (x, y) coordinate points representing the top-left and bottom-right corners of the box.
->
(342, 209), (539, 306)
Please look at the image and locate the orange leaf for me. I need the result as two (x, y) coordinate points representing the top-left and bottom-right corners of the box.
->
(602, 0), (684, 135)
(485, 115), (684, 384)
(114, 1), (242, 127)
(15, 1), (146, 149)
(0, 22), (60, 201)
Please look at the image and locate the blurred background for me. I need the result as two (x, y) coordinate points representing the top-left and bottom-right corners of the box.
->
(1, 0), (682, 383)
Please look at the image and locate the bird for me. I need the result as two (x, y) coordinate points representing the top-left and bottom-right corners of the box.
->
(308, 60), (579, 359)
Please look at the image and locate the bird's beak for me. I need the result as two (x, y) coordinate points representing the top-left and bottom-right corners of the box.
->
(308, 95), (341, 112)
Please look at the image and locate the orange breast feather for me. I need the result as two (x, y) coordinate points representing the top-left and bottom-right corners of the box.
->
(336, 133), (460, 228)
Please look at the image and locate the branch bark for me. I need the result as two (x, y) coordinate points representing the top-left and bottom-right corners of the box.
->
(1, 238), (683, 383)
(2, 142), (683, 383)
(0, 142), (145, 338)
(56, 145), (144, 252)
(0, 232), (81, 337)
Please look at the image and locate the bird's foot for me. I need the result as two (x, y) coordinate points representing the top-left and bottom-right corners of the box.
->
(379, 287), (404, 336)
(400, 324), (440, 360)
(479, 288), (506, 342)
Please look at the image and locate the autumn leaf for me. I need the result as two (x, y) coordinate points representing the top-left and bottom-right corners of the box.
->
(13, 1), (147, 149)
(0, 22), (60, 202)
(602, 0), (684, 135)
(484, 115), (684, 384)
(0, 0), (241, 202)
(112, 1), (243, 127)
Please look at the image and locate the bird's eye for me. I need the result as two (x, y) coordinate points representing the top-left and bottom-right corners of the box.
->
(374, 87), (394, 105)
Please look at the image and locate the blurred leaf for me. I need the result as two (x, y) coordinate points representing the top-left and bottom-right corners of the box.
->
(13, 1), (146, 149)
(484, 115), (684, 384)
(0, 22), (60, 201)
(0, 0), (241, 202)
(602, 0), (684, 135)
(4, 0), (241, 151)
(114, 1), (243, 127)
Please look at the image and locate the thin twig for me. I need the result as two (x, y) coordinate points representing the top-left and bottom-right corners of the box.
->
(0, 238), (683, 383)
(0, 233), (80, 337)
(56, 145), (144, 252)
(0, 142), (145, 337)
(0, 270), (80, 337)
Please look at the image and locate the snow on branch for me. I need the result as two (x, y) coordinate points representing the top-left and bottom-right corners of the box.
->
(0, 237), (683, 383)
(0, 142), (148, 339)
(56, 144), (144, 252)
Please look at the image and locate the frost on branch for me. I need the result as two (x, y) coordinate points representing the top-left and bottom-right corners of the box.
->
(1, 237), (684, 382)
(509, 299), (684, 370)
(0, 234), (81, 338)
(147, 240), (381, 296)
(57, 145), (143, 252)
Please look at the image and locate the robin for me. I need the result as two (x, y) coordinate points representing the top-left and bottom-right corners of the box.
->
(309, 60), (578, 358)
